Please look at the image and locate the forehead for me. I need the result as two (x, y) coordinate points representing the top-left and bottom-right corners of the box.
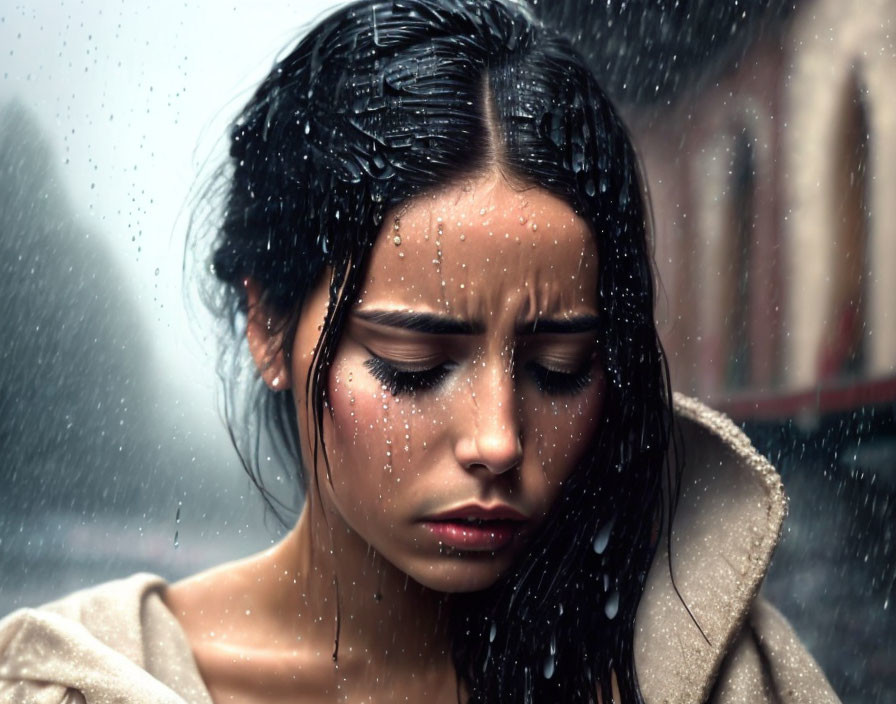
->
(358, 174), (598, 320)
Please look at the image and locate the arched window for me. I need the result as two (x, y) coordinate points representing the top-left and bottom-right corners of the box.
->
(725, 130), (756, 390)
(819, 71), (870, 380)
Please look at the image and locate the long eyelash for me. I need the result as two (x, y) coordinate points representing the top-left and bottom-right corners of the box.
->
(364, 356), (451, 396)
(527, 362), (593, 396)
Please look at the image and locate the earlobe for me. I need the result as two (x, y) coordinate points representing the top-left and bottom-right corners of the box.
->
(244, 278), (292, 391)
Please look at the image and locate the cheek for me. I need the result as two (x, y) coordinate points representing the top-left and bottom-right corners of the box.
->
(326, 361), (390, 482)
(526, 373), (604, 481)
(324, 358), (432, 507)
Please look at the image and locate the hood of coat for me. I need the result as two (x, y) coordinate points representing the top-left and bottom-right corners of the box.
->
(634, 393), (788, 704)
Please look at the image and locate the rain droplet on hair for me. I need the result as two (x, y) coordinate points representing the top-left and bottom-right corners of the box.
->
(592, 516), (615, 554)
(542, 653), (555, 679)
(604, 590), (619, 620)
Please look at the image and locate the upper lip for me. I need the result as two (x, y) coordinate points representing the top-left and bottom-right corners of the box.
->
(422, 503), (528, 522)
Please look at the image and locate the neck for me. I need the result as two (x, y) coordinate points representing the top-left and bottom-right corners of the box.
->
(263, 499), (454, 678)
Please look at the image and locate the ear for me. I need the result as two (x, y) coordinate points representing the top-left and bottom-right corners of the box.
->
(244, 279), (291, 391)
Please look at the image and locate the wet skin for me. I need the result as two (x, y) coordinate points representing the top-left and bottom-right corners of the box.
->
(165, 172), (604, 703)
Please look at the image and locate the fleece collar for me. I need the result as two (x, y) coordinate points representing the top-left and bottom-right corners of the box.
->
(634, 394), (788, 704)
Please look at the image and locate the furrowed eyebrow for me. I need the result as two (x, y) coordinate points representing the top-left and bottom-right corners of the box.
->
(353, 310), (483, 335)
(516, 315), (601, 335)
(353, 310), (600, 336)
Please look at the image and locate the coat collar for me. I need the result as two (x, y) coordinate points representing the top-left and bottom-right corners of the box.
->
(634, 394), (788, 704)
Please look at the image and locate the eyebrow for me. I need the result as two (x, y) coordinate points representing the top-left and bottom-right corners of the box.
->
(352, 310), (600, 335)
(518, 316), (600, 334)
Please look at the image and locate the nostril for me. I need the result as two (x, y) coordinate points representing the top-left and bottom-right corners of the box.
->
(473, 429), (523, 475)
(454, 423), (523, 475)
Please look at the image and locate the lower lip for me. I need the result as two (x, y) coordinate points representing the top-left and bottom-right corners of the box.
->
(422, 520), (522, 551)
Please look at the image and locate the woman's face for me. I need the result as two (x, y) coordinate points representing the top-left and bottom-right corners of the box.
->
(292, 173), (604, 592)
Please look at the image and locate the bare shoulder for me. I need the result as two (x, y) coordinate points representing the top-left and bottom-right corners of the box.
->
(163, 549), (278, 648)
(162, 547), (336, 703)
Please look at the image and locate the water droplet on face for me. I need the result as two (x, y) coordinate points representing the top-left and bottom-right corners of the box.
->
(393, 235), (401, 246)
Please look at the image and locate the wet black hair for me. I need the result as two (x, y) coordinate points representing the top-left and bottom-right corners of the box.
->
(201, 1), (676, 701)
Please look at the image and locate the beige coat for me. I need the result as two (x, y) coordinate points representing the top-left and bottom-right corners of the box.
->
(0, 395), (840, 703)
(635, 395), (839, 703)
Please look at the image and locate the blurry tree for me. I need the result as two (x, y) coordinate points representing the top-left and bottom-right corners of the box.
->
(0, 101), (159, 516)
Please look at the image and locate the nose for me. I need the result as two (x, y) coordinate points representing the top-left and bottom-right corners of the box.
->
(453, 360), (523, 475)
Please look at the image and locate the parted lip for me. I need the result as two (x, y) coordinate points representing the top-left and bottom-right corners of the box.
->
(421, 503), (528, 522)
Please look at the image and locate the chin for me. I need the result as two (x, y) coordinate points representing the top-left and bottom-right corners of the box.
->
(403, 555), (514, 593)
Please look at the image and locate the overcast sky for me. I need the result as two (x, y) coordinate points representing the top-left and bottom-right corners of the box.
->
(0, 0), (341, 430)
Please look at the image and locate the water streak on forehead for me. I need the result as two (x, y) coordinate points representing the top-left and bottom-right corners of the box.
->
(358, 175), (598, 326)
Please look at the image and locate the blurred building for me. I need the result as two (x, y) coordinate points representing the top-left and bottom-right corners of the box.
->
(630, 0), (896, 417)
(613, 5), (896, 696)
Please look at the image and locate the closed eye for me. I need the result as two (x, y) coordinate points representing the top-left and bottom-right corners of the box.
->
(366, 352), (595, 398)
(364, 355), (454, 396)
(525, 361), (594, 396)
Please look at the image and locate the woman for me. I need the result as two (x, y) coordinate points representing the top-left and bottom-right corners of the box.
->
(0, 1), (838, 702)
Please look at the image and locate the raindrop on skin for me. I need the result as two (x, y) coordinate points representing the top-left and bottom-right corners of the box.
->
(393, 216), (404, 255)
